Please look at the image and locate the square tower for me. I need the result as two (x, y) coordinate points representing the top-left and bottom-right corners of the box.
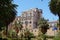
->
(21, 8), (42, 30)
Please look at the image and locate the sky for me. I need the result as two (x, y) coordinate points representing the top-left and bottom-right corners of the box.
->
(13, 0), (58, 22)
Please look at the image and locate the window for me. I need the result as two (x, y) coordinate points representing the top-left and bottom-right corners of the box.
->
(29, 21), (32, 24)
(25, 21), (28, 25)
(35, 30), (36, 32)
(35, 22), (37, 25)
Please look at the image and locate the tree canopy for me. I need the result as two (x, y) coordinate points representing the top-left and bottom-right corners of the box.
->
(0, 0), (17, 30)
(38, 18), (49, 34)
(49, 0), (60, 25)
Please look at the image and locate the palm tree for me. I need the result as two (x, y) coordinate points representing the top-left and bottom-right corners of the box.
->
(49, 0), (60, 29)
(38, 18), (49, 40)
(0, 0), (17, 35)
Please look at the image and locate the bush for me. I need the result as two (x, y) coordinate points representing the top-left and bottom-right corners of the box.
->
(53, 31), (60, 40)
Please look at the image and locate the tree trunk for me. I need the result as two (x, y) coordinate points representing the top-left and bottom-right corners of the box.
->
(58, 13), (60, 30)
(59, 16), (60, 30)
(59, 16), (60, 25)
(6, 25), (8, 37)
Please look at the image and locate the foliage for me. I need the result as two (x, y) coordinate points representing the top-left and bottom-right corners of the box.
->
(8, 29), (17, 38)
(14, 21), (23, 34)
(49, 0), (60, 25)
(38, 18), (49, 34)
(0, 0), (17, 30)
(14, 21), (23, 30)
(37, 18), (49, 40)
(37, 34), (45, 40)
(53, 31), (60, 40)
(23, 29), (34, 40)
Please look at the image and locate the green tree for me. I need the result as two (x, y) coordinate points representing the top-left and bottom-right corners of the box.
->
(24, 29), (34, 40)
(14, 21), (23, 33)
(49, 0), (60, 29)
(7, 20), (23, 39)
(38, 18), (49, 34)
(8, 29), (17, 38)
(38, 18), (49, 40)
(12, 21), (23, 39)
(0, 0), (17, 35)
(53, 31), (60, 40)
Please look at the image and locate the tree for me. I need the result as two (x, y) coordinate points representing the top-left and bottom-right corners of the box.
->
(38, 18), (49, 40)
(38, 18), (49, 34)
(8, 29), (17, 38)
(49, 0), (60, 29)
(14, 21), (23, 34)
(0, 0), (17, 35)
(53, 31), (60, 40)
(24, 29), (34, 40)
(7, 20), (23, 39)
